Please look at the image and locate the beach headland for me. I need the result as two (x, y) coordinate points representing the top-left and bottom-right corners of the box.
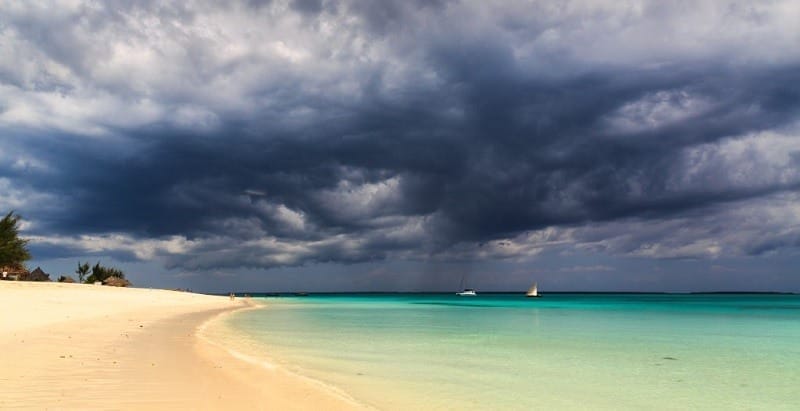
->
(0, 281), (363, 410)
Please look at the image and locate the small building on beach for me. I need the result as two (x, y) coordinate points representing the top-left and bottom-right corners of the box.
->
(0, 266), (50, 281)
(25, 267), (51, 282)
(1, 265), (29, 281)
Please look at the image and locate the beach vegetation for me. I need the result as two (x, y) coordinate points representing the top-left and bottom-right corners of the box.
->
(75, 261), (91, 283)
(84, 262), (126, 284)
(57, 275), (76, 283)
(0, 211), (31, 271)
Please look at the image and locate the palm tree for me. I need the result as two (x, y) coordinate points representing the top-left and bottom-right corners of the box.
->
(75, 261), (90, 283)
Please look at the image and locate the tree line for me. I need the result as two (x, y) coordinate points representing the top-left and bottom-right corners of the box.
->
(73, 261), (126, 283)
(1, 211), (127, 284)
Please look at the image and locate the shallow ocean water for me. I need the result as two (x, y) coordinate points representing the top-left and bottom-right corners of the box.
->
(206, 293), (800, 410)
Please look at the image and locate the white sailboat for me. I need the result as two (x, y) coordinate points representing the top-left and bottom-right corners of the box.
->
(456, 274), (477, 296)
(526, 282), (540, 298)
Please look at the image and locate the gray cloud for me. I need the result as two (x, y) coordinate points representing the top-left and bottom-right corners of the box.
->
(2, 0), (800, 272)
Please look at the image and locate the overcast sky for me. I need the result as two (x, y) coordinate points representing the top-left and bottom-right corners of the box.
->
(2, 0), (800, 292)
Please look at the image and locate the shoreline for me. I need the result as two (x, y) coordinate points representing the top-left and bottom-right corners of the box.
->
(197, 304), (369, 410)
(0, 282), (364, 410)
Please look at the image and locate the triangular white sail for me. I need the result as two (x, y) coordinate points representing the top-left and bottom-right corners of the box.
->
(526, 282), (538, 297)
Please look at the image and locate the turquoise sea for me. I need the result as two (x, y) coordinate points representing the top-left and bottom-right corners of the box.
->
(205, 293), (800, 410)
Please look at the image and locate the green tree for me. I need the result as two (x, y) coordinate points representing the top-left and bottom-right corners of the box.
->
(75, 261), (90, 283)
(0, 211), (31, 270)
(85, 262), (125, 284)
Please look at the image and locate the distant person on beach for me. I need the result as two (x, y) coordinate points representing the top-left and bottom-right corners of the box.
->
(229, 293), (235, 301)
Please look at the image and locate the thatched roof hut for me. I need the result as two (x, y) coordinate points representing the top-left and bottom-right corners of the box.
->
(24, 267), (51, 282)
(103, 276), (131, 287)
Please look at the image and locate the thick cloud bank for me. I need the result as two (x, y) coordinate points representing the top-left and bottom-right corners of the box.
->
(2, 0), (800, 270)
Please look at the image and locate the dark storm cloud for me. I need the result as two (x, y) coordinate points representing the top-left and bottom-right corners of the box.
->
(2, 0), (800, 268)
(291, 0), (323, 15)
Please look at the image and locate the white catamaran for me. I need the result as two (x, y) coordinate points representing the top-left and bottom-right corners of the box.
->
(526, 282), (541, 298)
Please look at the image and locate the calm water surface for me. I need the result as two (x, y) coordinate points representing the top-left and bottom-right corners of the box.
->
(206, 294), (800, 410)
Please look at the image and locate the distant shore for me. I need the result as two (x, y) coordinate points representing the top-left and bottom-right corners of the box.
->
(0, 281), (363, 410)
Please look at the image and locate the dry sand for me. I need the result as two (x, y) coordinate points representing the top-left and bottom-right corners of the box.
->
(0, 281), (365, 410)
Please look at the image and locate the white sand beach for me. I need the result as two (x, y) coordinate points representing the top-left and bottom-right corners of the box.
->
(0, 281), (363, 410)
